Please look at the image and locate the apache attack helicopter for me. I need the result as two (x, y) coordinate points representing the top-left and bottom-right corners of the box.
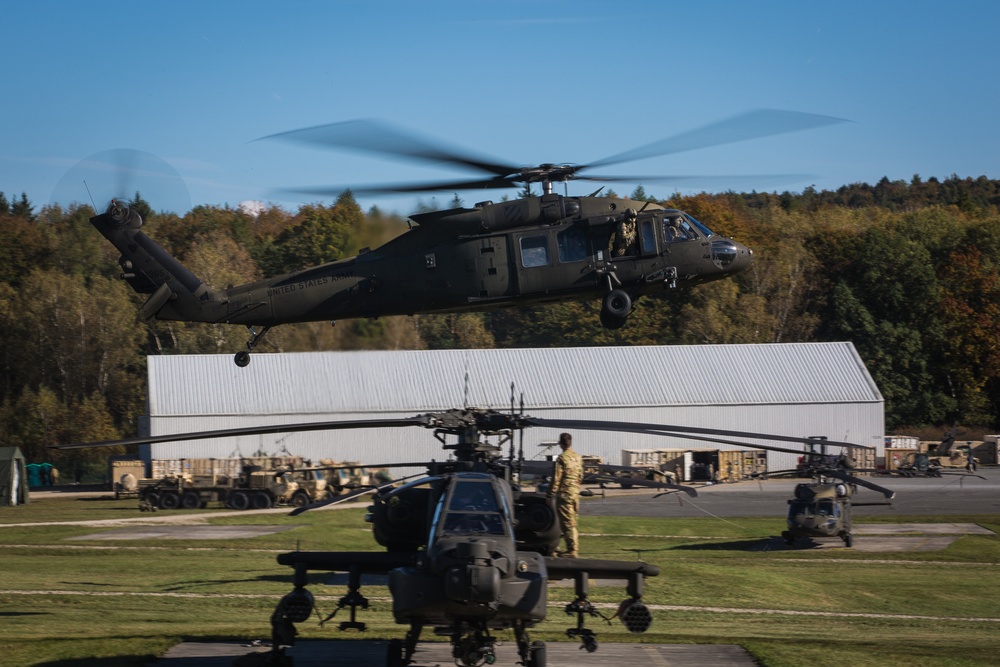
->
(53, 399), (868, 667)
(89, 109), (844, 366)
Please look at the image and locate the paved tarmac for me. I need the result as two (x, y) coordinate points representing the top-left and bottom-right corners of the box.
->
(157, 639), (758, 666)
(581, 466), (1000, 519)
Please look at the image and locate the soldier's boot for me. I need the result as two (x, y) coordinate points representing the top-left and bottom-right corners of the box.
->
(560, 527), (579, 558)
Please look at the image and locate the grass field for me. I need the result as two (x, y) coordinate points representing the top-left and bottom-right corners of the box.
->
(2, 493), (999, 666)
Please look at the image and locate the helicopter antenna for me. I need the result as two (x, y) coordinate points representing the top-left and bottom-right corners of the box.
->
(83, 180), (98, 211)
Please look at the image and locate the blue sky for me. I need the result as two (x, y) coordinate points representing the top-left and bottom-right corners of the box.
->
(3, 0), (998, 216)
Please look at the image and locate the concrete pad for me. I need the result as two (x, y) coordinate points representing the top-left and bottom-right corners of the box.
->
(853, 523), (995, 535)
(748, 535), (958, 552)
(746, 523), (991, 552)
(68, 525), (296, 541)
(154, 640), (758, 667)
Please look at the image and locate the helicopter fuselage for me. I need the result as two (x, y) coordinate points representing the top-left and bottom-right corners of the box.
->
(92, 194), (753, 344)
(784, 482), (853, 543)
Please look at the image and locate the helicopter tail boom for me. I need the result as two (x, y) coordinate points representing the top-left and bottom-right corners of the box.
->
(91, 202), (229, 324)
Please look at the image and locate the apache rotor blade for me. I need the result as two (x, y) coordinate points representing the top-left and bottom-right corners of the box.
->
(49, 416), (430, 450)
(259, 118), (518, 178)
(522, 416), (872, 451)
(584, 474), (698, 497)
(585, 108), (850, 170)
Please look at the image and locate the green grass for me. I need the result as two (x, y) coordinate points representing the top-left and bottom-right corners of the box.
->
(1, 496), (999, 666)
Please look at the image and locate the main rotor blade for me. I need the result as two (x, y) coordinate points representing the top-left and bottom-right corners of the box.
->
(586, 109), (850, 170)
(49, 416), (430, 450)
(825, 469), (895, 499)
(584, 474), (698, 497)
(259, 119), (518, 178)
(522, 416), (872, 451)
(278, 175), (520, 197)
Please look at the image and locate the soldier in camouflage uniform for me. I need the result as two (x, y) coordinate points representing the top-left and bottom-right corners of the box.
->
(612, 207), (639, 256)
(547, 432), (584, 557)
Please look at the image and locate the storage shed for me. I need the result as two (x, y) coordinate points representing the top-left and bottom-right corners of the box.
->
(140, 343), (885, 472)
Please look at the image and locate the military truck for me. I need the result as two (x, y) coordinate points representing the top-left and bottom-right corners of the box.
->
(138, 461), (333, 510)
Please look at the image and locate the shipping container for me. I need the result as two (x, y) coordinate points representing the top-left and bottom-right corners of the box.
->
(884, 448), (918, 471)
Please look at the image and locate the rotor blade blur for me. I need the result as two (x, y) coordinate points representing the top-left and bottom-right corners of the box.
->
(277, 175), (519, 197)
(586, 109), (850, 169)
(259, 119), (518, 178)
(576, 173), (819, 190)
(50, 416), (430, 450)
(522, 416), (872, 450)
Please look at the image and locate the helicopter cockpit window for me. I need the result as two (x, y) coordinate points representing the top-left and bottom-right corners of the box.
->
(448, 481), (499, 512)
(556, 226), (588, 263)
(520, 235), (550, 268)
(439, 479), (507, 536)
(663, 215), (696, 243)
(817, 499), (839, 516)
(685, 212), (715, 237)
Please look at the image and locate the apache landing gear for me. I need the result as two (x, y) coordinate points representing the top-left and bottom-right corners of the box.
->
(234, 324), (271, 367)
(514, 620), (546, 667)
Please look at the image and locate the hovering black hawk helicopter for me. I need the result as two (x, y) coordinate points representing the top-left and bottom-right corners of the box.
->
(90, 109), (844, 366)
(53, 399), (866, 667)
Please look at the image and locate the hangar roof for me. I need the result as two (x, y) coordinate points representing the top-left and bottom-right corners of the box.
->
(147, 342), (882, 417)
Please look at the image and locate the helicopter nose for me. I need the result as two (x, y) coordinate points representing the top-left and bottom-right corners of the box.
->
(710, 239), (754, 274)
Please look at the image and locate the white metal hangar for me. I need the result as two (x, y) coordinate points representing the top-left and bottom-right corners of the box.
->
(139, 342), (885, 475)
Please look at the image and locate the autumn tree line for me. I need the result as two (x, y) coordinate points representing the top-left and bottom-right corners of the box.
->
(1, 176), (998, 480)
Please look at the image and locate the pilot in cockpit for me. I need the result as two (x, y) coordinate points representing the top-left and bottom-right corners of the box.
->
(443, 481), (505, 535)
(664, 216), (692, 243)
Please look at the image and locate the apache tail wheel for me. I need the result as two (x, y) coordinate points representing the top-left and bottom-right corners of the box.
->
(234, 351), (251, 367)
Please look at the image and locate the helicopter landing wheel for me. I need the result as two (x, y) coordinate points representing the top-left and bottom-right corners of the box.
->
(527, 640), (546, 667)
(602, 288), (632, 319)
(781, 530), (795, 546)
(842, 533), (853, 547)
(235, 325), (271, 367)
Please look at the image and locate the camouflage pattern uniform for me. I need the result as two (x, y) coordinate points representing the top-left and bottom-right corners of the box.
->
(549, 436), (584, 557)
(612, 208), (639, 256)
